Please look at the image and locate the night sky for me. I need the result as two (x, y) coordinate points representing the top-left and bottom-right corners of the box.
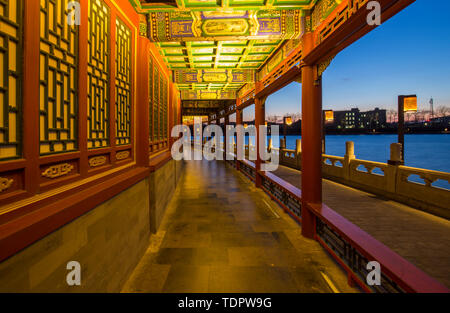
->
(243, 0), (450, 121)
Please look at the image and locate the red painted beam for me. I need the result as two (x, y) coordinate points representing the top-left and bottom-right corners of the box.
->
(304, 0), (416, 66)
(256, 66), (302, 100)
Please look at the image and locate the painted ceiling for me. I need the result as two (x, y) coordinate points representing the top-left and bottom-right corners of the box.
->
(129, 0), (334, 101)
(131, 0), (316, 12)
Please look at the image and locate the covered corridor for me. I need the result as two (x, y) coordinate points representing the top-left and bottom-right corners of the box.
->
(0, 0), (448, 294)
(122, 159), (357, 293)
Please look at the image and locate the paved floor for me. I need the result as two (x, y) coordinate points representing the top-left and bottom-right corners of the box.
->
(274, 165), (450, 288)
(122, 160), (359, 293)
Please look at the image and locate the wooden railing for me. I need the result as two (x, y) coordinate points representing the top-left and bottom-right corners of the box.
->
(224, 154), (448, 293)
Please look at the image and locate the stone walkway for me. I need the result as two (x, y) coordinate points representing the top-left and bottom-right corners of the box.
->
(122, 160), (359, 293)
(274, 165), (450, 288)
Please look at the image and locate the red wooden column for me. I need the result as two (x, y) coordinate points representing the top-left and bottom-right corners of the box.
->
(78, 0), (88, 176)
(235, 106), (243, 170)
(136, 29), (150, 167)
(301, 33), (323, 239)
(254, 96), (265, 188)
(23, 0), (40, 195)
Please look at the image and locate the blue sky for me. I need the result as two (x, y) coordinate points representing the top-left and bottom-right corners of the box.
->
(258, 0), (450, 120)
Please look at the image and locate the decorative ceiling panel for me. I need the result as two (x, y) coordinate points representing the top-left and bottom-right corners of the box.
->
(181, 90), (237, 100)
(148, 10), (302, 42)
(129, 0), (319, 98)
(158, 40), (281, 71)
(174, 69), (255, 84)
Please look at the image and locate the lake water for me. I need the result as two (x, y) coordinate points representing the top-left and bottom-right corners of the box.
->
(213, 134), (449, 172)
(246, 134), (450, 189)
(276, 134), (450, 174)
(199, 133), (449, 188)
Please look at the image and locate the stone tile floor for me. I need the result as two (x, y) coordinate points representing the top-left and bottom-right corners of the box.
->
(122, 160), (359, 293)
(274, 165), (450, 288)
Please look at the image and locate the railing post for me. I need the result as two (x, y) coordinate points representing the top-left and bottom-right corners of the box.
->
(280, 138), (286, 166)
(344, 141), (355, 180)
(388, 143), (402, 165)
(280, 138), (286, 149)
(301, 32), (322, 239)
(136, 32), (150, 167)
(387, 143), (402, 193)
(296, 139), (302, 169)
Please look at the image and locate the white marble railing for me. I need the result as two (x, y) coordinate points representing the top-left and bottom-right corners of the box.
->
(273, 140), (449, 219)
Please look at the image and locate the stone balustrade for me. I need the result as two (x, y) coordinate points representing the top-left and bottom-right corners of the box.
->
(238, 140), (450, 219)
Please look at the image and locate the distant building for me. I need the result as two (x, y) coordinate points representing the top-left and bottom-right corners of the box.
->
(331, 108), (387, 130)
(430, 116), (450, 127)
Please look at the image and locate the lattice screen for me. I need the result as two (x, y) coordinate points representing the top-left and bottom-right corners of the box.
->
(39, 0), (79, 155)
(0, 0), (22, 160)
(115, 18), (132, 146)
(87, 0), (110, 149)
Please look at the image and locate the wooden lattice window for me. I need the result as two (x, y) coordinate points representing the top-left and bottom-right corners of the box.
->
(39, 0), (79, 155)
(115, 18), (131, 146)
(87, 0), (110, 149)
(0, 0), (22, 160)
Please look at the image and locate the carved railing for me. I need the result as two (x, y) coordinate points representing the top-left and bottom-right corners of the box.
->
(322, 155), (345, 179)
(241, 89), (256, 105)
(239, 159), (256, 181)
(243, 144), (257, 160)
(275, 141), (450, 219)
(261, 172), (302, 223)
(258, 40), (303, 91)
(396, 166), (450, 211)
(314, 0), (370, 46)
(280, 148), (299, 169)
(348, 159), (395, 193)
(315, 217), (404, 293)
